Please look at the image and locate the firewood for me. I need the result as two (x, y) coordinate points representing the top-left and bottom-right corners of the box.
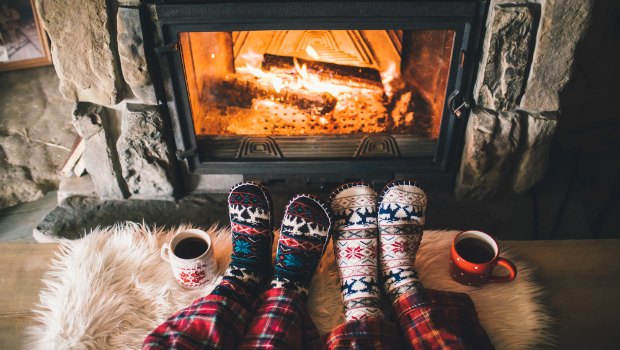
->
(209, 75), (338, 114)
(261, 54), (383, 88)
(60, 136), (85, 177)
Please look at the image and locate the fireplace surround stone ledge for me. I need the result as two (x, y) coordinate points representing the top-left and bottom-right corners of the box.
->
(33, 0), (593, 225)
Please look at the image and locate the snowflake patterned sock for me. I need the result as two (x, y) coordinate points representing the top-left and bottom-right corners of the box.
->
(378, 180), (427, 302)
(270, 194), (332, 300)
(212, 182), (273, 308)
(330, 183), (384, 321)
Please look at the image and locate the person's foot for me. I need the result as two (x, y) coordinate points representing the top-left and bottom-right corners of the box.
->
(378, 180), (427, 302)
(270, 194), (332, 299)
(212, 182), (274, 307)
(330, 183), (384, 321)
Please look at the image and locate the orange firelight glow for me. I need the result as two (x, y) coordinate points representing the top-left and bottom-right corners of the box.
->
(179, 30), (454, 139)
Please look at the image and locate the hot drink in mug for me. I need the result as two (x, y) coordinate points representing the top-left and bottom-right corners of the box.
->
(450, 230), (517, 286)
(161, 229), (217, 289)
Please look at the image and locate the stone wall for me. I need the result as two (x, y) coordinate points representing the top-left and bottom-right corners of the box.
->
(0, 67), (75, 209)
(36, 0), (178, 201)
(456, 0), (593, 199)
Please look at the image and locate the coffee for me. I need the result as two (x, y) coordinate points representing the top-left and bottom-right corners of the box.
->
(174, 237), (208, 259)
(455, 238), (495, 263)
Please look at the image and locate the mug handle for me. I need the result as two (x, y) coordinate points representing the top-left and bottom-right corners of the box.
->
(161, 243), (171, 262)
(488, 257), (517, 283)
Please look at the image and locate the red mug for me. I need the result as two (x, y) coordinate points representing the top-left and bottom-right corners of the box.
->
(450, 230), (517, 286)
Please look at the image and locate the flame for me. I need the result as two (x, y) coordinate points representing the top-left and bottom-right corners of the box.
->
(237, 50), (355, 98)
(292, 57), (351, 96)
(380, 62), (399, 98)
(306, 45), (320, 60)
(239, 50), (264, 68)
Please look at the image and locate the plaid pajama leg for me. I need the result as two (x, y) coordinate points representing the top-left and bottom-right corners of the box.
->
(143, 294), (252, 350)
(239, 288), (323, 349)
(393, 288), (495, 350)
(323, 317), (401, 350)
(239, 288), (323, 350)
(323, 287), (495, 350)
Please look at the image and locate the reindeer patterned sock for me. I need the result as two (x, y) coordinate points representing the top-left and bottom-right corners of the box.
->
(212, 182), (273, 308)
(330, 183), (384, 321)
(270, 194), (332, 300)
(378, 180), (427, 302)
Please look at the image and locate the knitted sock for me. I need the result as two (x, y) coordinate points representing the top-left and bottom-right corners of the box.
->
(330, 183), (384, 321)
(378, 180), (427, 302)
(270, 194), (332, 299)
(212, 182), (273, 308)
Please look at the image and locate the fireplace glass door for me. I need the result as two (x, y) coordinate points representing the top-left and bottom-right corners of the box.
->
(177, 29), (456, 161)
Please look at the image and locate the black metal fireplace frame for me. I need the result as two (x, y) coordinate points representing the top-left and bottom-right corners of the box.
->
(149, 1), (488, 190)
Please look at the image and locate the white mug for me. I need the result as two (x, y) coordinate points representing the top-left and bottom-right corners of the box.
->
(161, 229), (217, 289)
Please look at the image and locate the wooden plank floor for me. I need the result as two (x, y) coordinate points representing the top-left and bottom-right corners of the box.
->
(1, 240), (619, 349)
(0, 243), (57, 350)
(509, 240), (620, 349)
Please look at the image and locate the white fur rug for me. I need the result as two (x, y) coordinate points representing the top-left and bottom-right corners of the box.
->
(27, 223), (553, 349)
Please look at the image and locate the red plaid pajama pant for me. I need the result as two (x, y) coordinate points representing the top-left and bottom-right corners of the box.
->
(143, 287), (494, 350)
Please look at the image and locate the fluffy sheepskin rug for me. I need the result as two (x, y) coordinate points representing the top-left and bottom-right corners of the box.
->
(27, 223), (553, 349)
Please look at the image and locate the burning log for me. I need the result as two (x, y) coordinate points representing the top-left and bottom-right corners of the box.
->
(261, 54), (384, 89)
(209, 75), (338, 115)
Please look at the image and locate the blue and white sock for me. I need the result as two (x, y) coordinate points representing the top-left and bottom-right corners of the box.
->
(212, 182), (273, 307)
(270, 194), (332, 299)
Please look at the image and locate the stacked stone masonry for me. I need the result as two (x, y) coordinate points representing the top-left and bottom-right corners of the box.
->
(456, 0), (592, 198)
(117, 104), (176, 199)
(72, 103), (126, 199)
(37, 0), (177, 201)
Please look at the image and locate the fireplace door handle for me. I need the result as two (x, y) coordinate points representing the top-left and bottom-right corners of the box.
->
(448, 90), (471, 118)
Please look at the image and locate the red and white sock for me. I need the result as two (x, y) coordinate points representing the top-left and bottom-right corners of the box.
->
(330, 183), (384, 321)
(378, 180), (427, 302)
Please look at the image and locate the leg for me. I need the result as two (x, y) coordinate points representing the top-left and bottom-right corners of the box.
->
(378, 180), (426, 303)
(143, 182), (273, 350)
(393, 287), (495, 350)
(323, 183), (400, 349)
(378, 180), (494, 350)
(330, 183), (383, 321)
(239, 194), (332, 350)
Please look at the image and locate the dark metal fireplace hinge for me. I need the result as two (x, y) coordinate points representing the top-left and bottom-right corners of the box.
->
(448, 90), (472, 118)
(176, 146), (196, 160)
(155, 42), (179, 55)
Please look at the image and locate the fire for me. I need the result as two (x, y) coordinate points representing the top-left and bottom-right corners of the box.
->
(236, 48), (362, 101)
(292, 57), (352, 96)
(306, 45), (320, 60)
(180, 30), (454, 139)
(380, 62), (399, 98)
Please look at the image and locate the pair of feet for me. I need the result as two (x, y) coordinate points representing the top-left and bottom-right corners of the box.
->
(331, 181), (427, 321)
(213, 182), (332, 308)
(214, 180), (427, 321)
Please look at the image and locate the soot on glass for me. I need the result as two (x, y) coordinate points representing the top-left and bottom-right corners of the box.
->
(456, 238), (495, 264)
(174, 237), (208, 259)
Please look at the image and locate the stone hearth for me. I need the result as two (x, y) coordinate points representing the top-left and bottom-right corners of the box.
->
(32, 0), (593, 239)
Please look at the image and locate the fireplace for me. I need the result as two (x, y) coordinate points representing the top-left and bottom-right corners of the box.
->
(152, 1), (486, 189)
